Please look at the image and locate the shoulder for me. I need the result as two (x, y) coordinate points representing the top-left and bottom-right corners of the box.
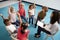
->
(25, 30), (30, 33)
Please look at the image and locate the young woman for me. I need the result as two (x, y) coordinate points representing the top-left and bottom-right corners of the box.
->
(35, 6), (49, 38)
(28, 4), (36, 24)
(8, 6), (22, 26)
(17, 23), (30, 40)
(35, 10), (60, 38)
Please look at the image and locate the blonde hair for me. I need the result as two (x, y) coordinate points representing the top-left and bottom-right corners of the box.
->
(10, 6), (14, 13)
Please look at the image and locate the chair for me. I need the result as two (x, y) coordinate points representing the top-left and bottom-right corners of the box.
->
(44, 24), (59, 40)
(5, 26), (18, 40)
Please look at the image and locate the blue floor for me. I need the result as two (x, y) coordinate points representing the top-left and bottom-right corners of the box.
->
(0, 2), (60, 40)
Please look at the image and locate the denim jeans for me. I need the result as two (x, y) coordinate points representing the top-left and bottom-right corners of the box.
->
(21, 16), (28, 23)
(29, 15), (34, 24)
(12, 20), (20, 26)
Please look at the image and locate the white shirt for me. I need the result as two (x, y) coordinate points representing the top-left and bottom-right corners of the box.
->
(28, 9), (35, 15)
(6, 24), (16, 33)
(45, 22), (59, 35)
(9, 12), (17, 23)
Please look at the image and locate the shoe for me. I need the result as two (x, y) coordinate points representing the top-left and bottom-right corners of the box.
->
(34, 24), (37, 28)
(34, 34), (40, 38)
(0, 14), (3, 16)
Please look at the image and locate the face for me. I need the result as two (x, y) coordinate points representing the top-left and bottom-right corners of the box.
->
(30, 6), (33, 9)
(44, 7), (48, 12)
(7, 20), (11, 25)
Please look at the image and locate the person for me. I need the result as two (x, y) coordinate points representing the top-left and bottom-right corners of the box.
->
(8, 6), (22, 26)
(35, 6), (48, 28)
(35, 10), (60, 38)
(18, 2), (28, 23)
(48, 10), (60, 35)
(17, 23), (30, 40)
(0, 14), (17, 34)
(28, 4), (36, 24)
(35, 6), (49, 38)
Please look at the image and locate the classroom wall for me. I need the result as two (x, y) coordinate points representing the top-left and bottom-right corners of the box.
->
(23, 0), (60, 11)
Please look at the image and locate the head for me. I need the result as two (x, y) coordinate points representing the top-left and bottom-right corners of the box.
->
(29, 4), (33, 9)
(10, 6), (14, 13)
(20, 3), (24, 8)
(42, 6), (48, 12)
(4, 19), (11, 26)
(21, 23), (28, 34)
(50, 10), (59, 24)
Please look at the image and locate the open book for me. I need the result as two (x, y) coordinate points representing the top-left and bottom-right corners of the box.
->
(37, 21), (51, 31)
(37, 21), (44, 28)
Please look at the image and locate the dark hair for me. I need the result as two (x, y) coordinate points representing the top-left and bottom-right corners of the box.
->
(29, 4), (33, 9)
(21, 23), (28, 34)
(4, 19), (10, 25)
(50, 10), (59, 24)
(42, 6), (48, 9)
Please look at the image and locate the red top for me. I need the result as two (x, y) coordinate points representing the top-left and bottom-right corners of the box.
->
(17, 27), (29, 40)
(18, 2), (25, 16)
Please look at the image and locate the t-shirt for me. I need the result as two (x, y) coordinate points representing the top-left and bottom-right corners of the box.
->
(28, 9), (35, 15)
(44, 22), (59, 35)
(19, 8), (25, 16)
(17, 27), (29, 40)
(19, 2), (25, 17)
(38, 11), (46, 19)
(50, 22), (59, 35)
(9, 12), (17, 23)
(6, 24), (16, 33)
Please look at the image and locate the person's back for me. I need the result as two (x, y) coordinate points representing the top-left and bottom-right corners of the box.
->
(9, 12), (16, 23)
(17, 27), (29, 40)
(8, 6), (17, 23)
(6, 24), (16, 33)
(37, 11), (46, 20)
(17, 23), (29, 40)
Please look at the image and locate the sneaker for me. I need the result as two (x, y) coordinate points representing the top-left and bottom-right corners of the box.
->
(34, 33), (40, 38)
(0, 14), (3, 16)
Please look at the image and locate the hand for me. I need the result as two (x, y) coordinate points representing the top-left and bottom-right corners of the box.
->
(43, 24), (46, 27)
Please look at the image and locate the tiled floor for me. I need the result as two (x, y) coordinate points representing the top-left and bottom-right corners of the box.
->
(0, 1), (60, 40)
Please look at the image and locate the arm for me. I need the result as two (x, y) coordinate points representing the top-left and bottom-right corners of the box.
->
(8, 7), (11, 14)
(33, 3), (36, 9)
(18, 0), (22, 9)
(17, 12), (22, 26)
(0, 14), (5, 20)
(8, 7), (11, 20)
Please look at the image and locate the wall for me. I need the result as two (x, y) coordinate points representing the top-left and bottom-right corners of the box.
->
(23, 0), (60, 11)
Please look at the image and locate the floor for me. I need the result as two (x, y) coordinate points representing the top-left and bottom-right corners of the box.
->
(0, 1), (60, 40)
